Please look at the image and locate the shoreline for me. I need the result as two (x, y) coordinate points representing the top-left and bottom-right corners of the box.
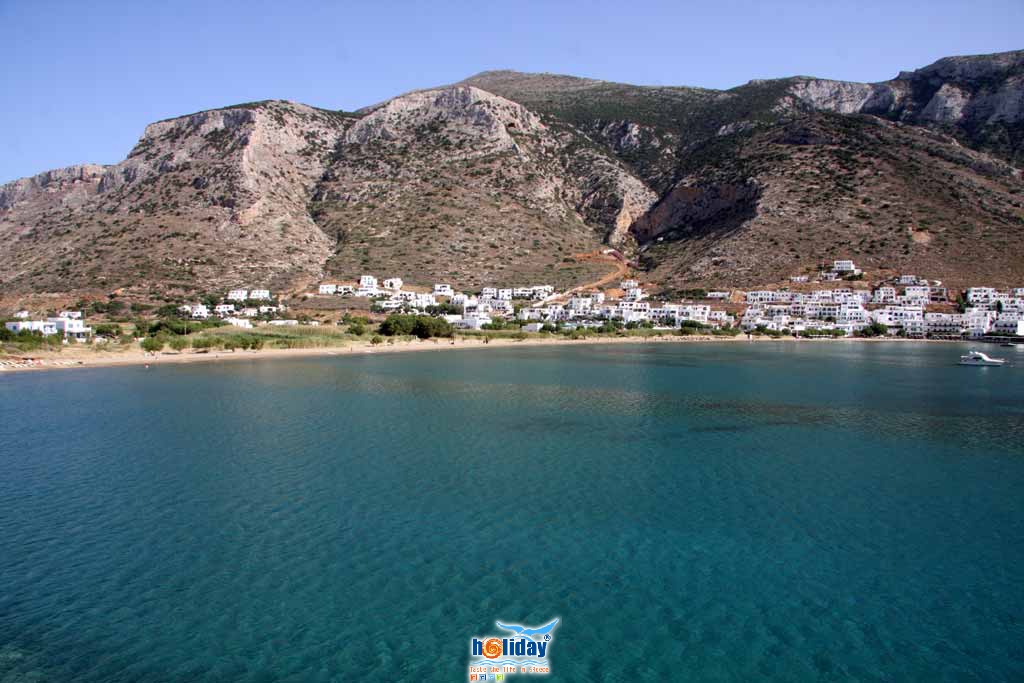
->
(0, 334), (970, 375)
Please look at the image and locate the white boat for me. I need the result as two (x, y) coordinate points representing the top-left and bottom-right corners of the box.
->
(958, 350), (1006, 366)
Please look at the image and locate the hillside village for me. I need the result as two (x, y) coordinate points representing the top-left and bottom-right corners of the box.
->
(9, 259), (1023, 349)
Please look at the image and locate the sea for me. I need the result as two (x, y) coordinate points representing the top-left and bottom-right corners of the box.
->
(1, 341), (1022, 682)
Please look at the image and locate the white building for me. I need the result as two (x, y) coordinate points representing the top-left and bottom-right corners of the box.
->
(433, 284), (454, 297)
(993, 318), (1024, 336)
(833, 260), (861, 275)
(383, 278), (403, 291)
(268, 319), (299, 326)
(318, 284), (338, 295)
(966, 287), (999, 304)
(223, 317), (254, 329)
(13, 310), (30, 319)
(48, 316), (92, 341)
(5, 320), (58, 336)
(873, 287), (897, 304)
(58, 310), (83, 320)
(249, 289), (271, 301)
(360, 275), (378, 289)
(214, 304), (236, 316)
(227, 289), (249, 301)
(455, 313), (491, 330)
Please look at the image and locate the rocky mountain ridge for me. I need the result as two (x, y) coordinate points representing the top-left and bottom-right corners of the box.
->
(1, 50), (1022, 304)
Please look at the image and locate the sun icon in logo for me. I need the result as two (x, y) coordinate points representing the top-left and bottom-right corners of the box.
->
(483, 638), (503, 659)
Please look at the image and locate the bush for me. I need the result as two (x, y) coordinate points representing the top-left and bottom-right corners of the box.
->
(859, 322), (888, 338)
(370, 335), (383, 345)
(379, 314), (454, 339)
(168, 336), (191, 352)
(141, 337), (165, 353)
(349, 322), (366, 336)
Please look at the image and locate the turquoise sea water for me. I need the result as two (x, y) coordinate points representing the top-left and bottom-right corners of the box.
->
(1, 341), (1023, 682)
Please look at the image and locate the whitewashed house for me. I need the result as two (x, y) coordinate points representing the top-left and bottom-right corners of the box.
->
(383, 278), (403, 291)
(456, 313), (491, 330)
(873, 287), (897, 304)
(833, 260), (861, 275)
(319, 284), (338, 295)
(993, 317), (1024, 336)
(14, 310), (30, 319)
(5, 320), (58, 335)
(967, 287), (999, 304)
(189, 304), (210, 319)
(250, 289), (271, 301)
(48, 316), (92, 341)
(530, 285), (555, 299)
(227, 289), (249, 301)
(433, 284), (454, 297)
(223, 317), (253, 329)
(214, 304), (236, 317)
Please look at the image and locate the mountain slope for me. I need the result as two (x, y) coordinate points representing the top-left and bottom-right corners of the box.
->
(0, 101), (352, 298)
(311, 86), (654, 289)
(1, 50), (1022, 305)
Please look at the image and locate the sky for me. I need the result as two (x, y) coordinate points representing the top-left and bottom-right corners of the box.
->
(1, 0), (1021, 183)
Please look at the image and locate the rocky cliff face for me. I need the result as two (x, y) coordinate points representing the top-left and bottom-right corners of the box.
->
(785, 50), (1024, 163)
(0, 164), (106, 212)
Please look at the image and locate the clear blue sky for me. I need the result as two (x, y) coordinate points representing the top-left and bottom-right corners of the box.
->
(1, 0), (1021, 183)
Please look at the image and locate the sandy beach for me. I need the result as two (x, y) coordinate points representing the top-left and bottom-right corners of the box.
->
(0, 333), (961, 374)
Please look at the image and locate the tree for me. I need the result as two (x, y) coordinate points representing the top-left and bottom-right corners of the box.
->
(349, 322), (366, 336)
(860, 321), (888, 338)
(141, 336), (164, 353)
(168, 336), (191, 352)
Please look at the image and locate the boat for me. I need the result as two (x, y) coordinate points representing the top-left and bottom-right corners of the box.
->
(959, 350), (1006, 366)
(1001, 342), (1018, 348)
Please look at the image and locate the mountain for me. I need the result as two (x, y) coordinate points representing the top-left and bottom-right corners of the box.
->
(1, 50), (1022, 306)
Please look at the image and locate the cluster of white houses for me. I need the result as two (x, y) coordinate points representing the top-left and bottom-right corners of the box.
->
(316, 275), (556, 329)
(313, 264), (1024, 339)
(178, 288), (287, 328)
(6, 260), (1023, 343)
(741, 280), (1024, 338)
(4, 310), (93, 341)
